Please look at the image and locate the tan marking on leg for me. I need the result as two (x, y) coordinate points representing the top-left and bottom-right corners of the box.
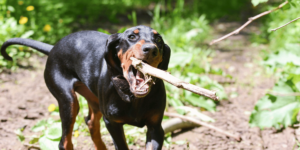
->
(152, 30), (158, 34)
(134, 29), (139, 34)
(74, 82), (107, 150)
(63, 90), (80, 150)
(87, 110), (107, 150)
(150, 114), (160, 124)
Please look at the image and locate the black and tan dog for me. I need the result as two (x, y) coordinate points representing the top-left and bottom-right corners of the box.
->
(1, 25), (171, 150)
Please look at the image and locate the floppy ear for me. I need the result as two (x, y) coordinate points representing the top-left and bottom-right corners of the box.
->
(104, 33), (122, 74)
(158, 44), (171, 70)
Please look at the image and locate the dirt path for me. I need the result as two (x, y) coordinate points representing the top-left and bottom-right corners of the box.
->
(0, 23), (297, 150)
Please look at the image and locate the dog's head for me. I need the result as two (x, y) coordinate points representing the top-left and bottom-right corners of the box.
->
(105, 25), (171, 99)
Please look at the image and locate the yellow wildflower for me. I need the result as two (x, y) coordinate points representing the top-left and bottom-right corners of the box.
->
(207, 57), (213, 62)
(43, 24), (51, 32)
(18, 1), (24, 5)
(74, 130), (79, 137)
(59, 19), (63, 23)
(26, 6), (34, 11)
(225, 64), (230, 69)
(18, 47), (24, 51)
(19, 16), (28, 24)
(48, 104), (56, 112)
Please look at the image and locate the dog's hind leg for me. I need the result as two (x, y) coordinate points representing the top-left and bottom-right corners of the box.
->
(74, 82), (107, 150)
(44, 70), (80, 150)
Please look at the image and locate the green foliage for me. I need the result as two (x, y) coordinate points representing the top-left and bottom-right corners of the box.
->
(39, 136), (60, 150)
(0, 0), (161, 71)
(187, 0), (249, 20)
(264, 1), (300, 49)
(15, 127), (26, 142)
(249, 0), (300, 129)
(0, 16), (33, 70)
(250, 43), (300, 129)
(38, 122), (61, 150)
(250, 74), (300, 129)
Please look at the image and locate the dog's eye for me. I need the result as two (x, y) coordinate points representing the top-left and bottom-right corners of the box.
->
(156, 37), (162, 43)
(128, 35), (136, 40)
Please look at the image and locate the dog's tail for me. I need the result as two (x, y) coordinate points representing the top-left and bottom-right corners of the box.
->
(1, 38), (54, 61)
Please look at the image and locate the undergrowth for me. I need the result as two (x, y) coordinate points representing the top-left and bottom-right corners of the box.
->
(249, 0), (300, 129)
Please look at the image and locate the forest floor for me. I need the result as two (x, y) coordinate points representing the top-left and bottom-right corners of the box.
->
(0, 22), (299, 150)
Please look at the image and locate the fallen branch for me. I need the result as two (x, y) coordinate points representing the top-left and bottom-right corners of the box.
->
(271, 16), (300, 31)
(164, 112), (241, 141)
(162, 118), (198, 134)
(209, 1), (289, 45)
(130, 57), (219, 101)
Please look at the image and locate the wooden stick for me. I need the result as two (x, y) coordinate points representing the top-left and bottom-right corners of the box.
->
(130, 57), (219, 101)
(162, 118), (198, 134)
(271, 17), (300, 31)
(164, 112), (241, 141)
(209, 1), (288, 45)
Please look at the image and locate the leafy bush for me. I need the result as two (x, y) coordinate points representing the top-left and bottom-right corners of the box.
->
(249, 1), (300, 129)
(189, 0), (250, 20)
(0, 16), (34, 70)
(266, 1), (300, 49)
(1, 0), (161, 71)
(250, 44), (300, 129)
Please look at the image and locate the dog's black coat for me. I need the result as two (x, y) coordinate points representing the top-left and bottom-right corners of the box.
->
(1, 25), (171, 150)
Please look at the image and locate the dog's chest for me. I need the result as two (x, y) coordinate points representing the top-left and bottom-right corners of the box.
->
(107, 98), (150, 126)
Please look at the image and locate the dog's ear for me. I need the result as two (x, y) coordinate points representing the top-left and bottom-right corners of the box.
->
(105, 33), (122, 74)
(158, 44), (171, 70)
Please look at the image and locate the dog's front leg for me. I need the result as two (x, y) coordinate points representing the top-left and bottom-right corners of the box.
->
(103, 117), (129, 150)
(145, 125), (164, 150)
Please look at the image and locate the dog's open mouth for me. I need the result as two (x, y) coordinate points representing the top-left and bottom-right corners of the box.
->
(127, 62), (153, 98)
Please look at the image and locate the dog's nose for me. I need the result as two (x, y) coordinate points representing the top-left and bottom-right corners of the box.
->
(142, 44), (158, 57)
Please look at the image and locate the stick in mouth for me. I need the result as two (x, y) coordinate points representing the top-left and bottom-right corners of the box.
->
(130, 57), (219, 101)
(127, 63), (153, 97)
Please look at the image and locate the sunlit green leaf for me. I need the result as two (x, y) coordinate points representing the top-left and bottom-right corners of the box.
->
(185, 95), (215, 111)
(168, 52), (192, 68)
(20, 30), (34, 38)
(169, 97), (185, 114)
(250, 79), (300, 129)
(29, 137), (39, 144)
(45, 123), (62, 140)
(39, 136), (59, 150)
(31, 120), (47, 132)
(264, 51), (300, 66)
(14, 128), (25, 142)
